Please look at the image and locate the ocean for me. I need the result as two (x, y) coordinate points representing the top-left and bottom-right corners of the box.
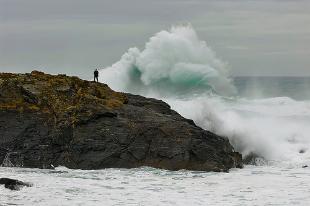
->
(1, 76), (310, 206)
(1, 26), (310, 205)
(234, 76), (310, 101)
(1, 164), (310, 206)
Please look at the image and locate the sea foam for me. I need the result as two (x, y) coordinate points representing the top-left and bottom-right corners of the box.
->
(99, 25), (310, 167)
(99, 25), (236, 97)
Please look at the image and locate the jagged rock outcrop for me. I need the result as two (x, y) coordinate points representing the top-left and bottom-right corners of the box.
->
(0, 71), (242, 172)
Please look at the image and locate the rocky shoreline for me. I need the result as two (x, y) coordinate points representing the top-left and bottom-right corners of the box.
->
(0, 71), (242, 172)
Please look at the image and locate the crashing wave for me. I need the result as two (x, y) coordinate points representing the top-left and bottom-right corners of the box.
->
(99, 25), (310, 167)
(99, 25), (236, 97)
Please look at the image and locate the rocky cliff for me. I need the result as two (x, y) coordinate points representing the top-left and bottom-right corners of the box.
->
(0, 71), (242, 172)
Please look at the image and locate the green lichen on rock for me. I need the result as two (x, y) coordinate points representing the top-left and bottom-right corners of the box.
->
(0, 71), (242, 172)
(0, 70), (127, 125)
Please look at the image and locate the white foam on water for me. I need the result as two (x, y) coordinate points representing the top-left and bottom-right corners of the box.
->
(99, 25), (310, 167)
(166, 96), (310, 167)
(1, 166), (310, 205)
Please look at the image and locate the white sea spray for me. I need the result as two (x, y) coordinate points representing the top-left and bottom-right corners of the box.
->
(99, 25), (310, 166)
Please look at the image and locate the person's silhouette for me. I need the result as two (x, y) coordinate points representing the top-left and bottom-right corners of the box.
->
(94, 69), (99, 82)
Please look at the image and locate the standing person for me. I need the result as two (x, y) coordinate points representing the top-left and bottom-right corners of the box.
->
(94, 69), (99, 82)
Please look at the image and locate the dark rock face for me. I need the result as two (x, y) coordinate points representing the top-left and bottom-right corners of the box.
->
(0, 178), (32, 190)
(0, 71), (242, 172)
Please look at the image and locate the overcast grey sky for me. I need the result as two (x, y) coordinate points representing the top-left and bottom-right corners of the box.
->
(0, 0), (309, 79)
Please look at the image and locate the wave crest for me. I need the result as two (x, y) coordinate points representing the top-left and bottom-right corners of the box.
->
(99, 25), (310, 167)
(100, 25), (236, 96)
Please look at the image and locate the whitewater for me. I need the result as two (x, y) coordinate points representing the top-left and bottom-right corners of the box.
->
(100, 25), (310, 167)
(1, 25), (310, 205)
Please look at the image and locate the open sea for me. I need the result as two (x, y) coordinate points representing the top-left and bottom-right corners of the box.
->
(1, 76), (310, 206)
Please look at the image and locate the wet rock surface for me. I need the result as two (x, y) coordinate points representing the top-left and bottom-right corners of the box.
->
(0, 178), (32, 190)
(0, 71), (242, 172)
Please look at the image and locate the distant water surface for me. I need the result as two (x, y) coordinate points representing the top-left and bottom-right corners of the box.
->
(234, 76), (310, 100)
